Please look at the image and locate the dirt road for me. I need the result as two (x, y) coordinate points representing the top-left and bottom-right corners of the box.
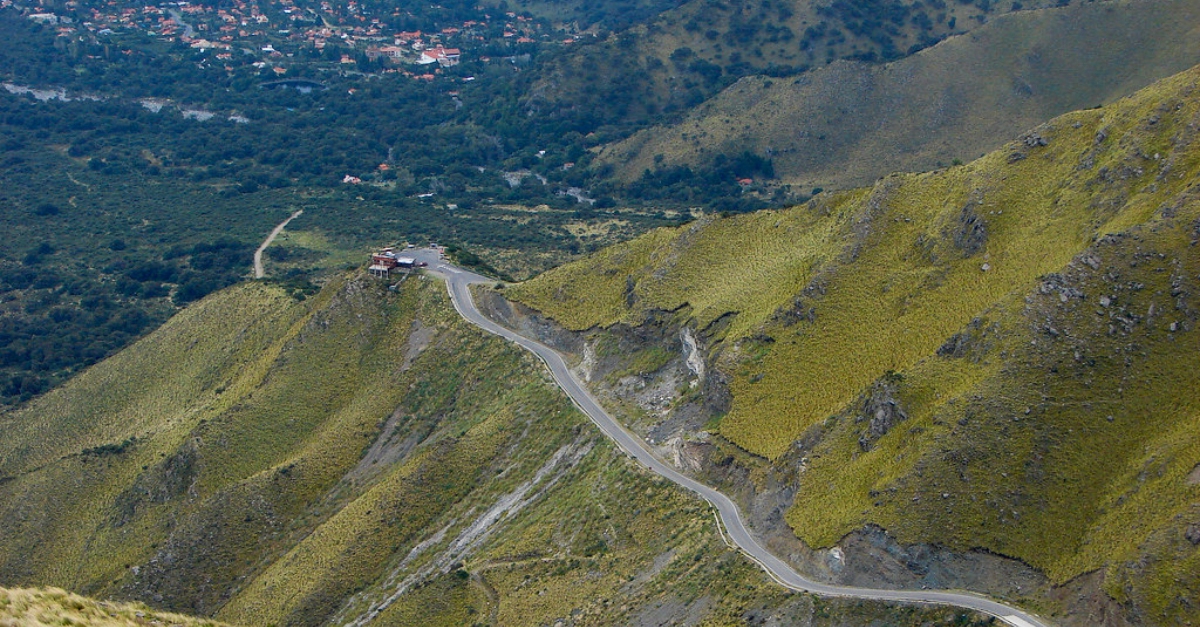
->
(253, 210), (303, 279)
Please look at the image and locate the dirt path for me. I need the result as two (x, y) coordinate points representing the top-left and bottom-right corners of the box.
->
(65, 172), (90, 191)
(253, 210), (303, 279)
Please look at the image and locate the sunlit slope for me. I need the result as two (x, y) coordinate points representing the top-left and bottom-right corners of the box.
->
(0, 586), (231, 624)
(522, 0), (1078, 133)
(0, 271), (981, 627)
(0, 275), (424, 609)
(596, 0), (1200, 191)
(512, 60), (1200, 624)
(0, 586), (233, 627)
(785, 207), (1200, 610)
(512, 62), (1200, 458)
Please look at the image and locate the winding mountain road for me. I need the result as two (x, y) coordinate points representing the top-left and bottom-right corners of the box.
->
(413, 249), (1051, 627)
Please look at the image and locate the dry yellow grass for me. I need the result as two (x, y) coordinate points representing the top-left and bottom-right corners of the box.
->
(0, 587), (231, 627)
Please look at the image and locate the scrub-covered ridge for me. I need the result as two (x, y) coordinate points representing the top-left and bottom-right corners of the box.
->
(508, 62), (1200, 625)
(0, 271), (985, 626)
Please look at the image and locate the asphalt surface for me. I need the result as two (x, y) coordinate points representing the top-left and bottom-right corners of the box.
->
(409, 248), (1052, 627)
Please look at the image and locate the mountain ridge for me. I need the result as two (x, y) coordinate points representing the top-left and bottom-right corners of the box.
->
(595, 0), (1200, 192)
(0, 270), (999, 626)
(505, 59), (1200, 625)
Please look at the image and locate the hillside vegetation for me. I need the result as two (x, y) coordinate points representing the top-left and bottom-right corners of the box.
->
(596, 0), (1200, 190)
(0, 271), (987, 626)
(6, 0), (1196, 410)
(0, 3), (686, 407)
(0, 586), (230, 627)
(524, 0), (1070, 133)
(0, 107), (670, 407)
(509, 62), (1200, 624)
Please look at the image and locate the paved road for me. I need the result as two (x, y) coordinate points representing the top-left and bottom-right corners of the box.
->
(167, 8), (196, 38)
(409, 248), (1052, 627)
(253, 209), (303, 279)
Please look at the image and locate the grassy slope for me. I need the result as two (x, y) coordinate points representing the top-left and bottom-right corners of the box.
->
(528, 0), (1050, 128)
(510, 63), (1200, 622)
(0, 274), (415, 606)
(596, 0), (1200, 190)
(0, 268), (987, 626)
(0, 586), (231, 627)
(786, 214), (1200, 618)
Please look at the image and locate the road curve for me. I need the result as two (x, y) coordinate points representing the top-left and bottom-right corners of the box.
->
(253, 209), (303, 279)
(416, 251), (1051, 627)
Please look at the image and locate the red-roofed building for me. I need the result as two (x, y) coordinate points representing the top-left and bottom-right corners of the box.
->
(418, 46), (460, 66)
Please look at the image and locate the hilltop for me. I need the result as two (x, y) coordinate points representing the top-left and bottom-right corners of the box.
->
(506, 61), (1200, 624)
(595, 0), (1200, 191)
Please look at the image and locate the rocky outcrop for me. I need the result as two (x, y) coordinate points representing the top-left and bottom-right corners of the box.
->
(481, 290), (1051, 610)
(953, 202), (989, 257)
(855, 376), (908, 452)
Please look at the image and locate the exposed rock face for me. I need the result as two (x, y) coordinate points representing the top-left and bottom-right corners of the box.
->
(953, 202), (989, 256)
(112, 440), (201, 527)
(856, 376), (908, 452)
(478, 289), (1050, 599)
(938, 326), (975, 359)
(472, 286), (583, 355)
(774, 296), (817, 326)
(680, 327), (705, 385)
(1022, 131), (1050, 147)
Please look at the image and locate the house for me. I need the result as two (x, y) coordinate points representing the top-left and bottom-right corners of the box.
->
(369, 249), (423, 278)
(418, 46), (460, 66)
(378, 45), (404, 59)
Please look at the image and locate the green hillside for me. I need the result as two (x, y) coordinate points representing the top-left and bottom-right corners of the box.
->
(5, 0), (1194, 413)
(508, 62), (1200, 624)
(493, 0), (684, 29)
(595, 0), (1200, 191)
(523, 0), (1066, 132)
(0, 270), (987, 626)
